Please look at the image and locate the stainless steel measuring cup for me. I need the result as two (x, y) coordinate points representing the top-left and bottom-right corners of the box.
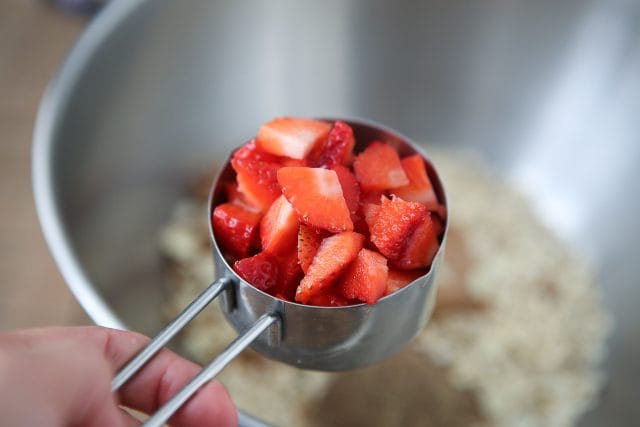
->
(111, 118), (448, 427)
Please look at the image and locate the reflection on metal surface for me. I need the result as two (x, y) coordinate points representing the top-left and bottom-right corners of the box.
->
(511, 1), (639, 255)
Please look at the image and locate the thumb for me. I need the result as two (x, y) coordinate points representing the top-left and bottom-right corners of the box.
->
(0, 335), (126, 427)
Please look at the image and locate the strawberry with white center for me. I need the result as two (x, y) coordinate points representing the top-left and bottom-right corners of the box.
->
(277, 166), (353, 233)
(368, 195), (427, 261)
(393, 213), (440, 270)
(392, 154), (439, 207)
(353, 141), (409, 192)
(308, 120), (356, 168)
(332, 165), (361, 221)
(295, 231), (365, 303)
(339, 248), (389, 304)
(257, 117), (332, 160)
(260, 195), (300, 255)
(385, 269), (424, 296)
(230, 140), (283, 211)
(297, 224), (328, 273)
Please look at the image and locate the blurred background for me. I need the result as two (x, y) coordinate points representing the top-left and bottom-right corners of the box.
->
(0, 0), (94, 331)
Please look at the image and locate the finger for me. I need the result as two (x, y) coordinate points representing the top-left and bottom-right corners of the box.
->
(120, 407), (143, 427)
(0, 335), (125, 427)
(16, 326), (238, 427)
(103, 327), (238, 427)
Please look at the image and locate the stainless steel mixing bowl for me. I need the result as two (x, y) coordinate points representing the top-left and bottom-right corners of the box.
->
(33, 0), (640, 425)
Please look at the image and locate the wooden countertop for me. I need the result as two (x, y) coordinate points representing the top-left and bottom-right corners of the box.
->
(0, 1), (90, 331)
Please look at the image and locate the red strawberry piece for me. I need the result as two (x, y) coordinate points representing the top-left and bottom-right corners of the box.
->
(260, 195), (299, 255)
(280, 157), (308, 167)
(257, 117), (331, 160)
(356, 192), (383, 234)
(295, 232), (365, 303)
(224, 182), (260, 212)
(359, 191), (384, 205)
(353, 141), (409, 192)
(297, 224), (328, 273)
(362, 203), (381, 231)
(393, 213), (440, 270)
(232, 139), (281, 164)
(212, 203), (261, 258)
(231, 141), (282, 211)
(308, 120), (355, 168)
(277, 166), (353, 232)
(332, 165), (360, 220)
(392, 154), (438, 206)
(352, 215), (370, 238)
(273, 249), (303, 301)
(369, 195), (426, 261)
(385, 269), (425, 296)
(224, 182), (242, 203)
(354, 203), (377, 243)
(308, 288), (353, 307)
(339, 248), (388, 305)
(234, 251), (280, 292)
(235, 172), (279, 212)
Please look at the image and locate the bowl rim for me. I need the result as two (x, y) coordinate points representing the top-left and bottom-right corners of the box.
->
(32, 0), (149, 330)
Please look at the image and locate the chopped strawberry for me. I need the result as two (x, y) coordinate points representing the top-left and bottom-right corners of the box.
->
(212, 203), (261, 258)
(351, 198), (377, 238)
(370, 195), (426, 260)
(332, 165), (360, 219)
(393, 213), (440, 270)
(308, 121), (355, 168)
(277, 167), (353, 232)
(362, 203), (381, 230)
(234, 172), (278, 212)
(233, 251), (280, 292)
(352, 215), (370, 238)
(273, 249), (303, 301)
(339, 248), (388, 304)
(308, 288), (353, 307)
(224, 182), (243, 204)
(353, 141), (409, 192)
(359, 191), (384, 205)
(232, 139), (281, 164)
(224, 182), (260, 212)
(260, 195), (299, 255)
(280, 157), (308, 167)
(257, 117), (331, 160)
(392, 154), (438, 206)
(385, 269), (424, 296)
(297, 224), (328, 273)
(295, 232), (365, 303)
(231, 141), (282, 211)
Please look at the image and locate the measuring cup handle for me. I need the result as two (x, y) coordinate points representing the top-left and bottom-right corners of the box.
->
(111, 277), (232, 391)
(142, 313), (279, 427)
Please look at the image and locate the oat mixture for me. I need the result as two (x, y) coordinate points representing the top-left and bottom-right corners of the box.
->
(159, 149), (611, 427)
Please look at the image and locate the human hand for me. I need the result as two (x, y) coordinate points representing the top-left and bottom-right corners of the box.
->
(0, 326), (237, 427)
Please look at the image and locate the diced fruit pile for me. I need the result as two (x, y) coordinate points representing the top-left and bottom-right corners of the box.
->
(212, 117), (446, 306)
